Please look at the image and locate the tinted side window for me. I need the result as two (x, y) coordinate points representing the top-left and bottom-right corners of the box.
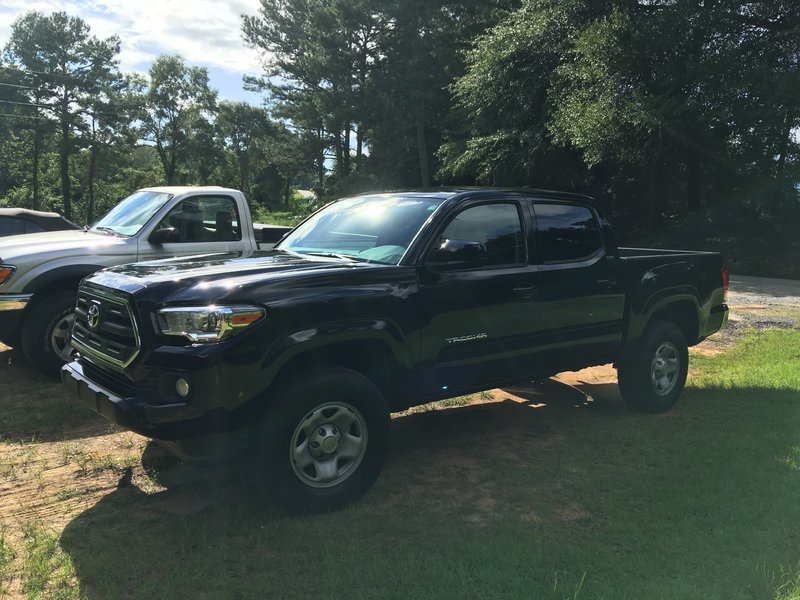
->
(25, 220), (44, 233)
(534, 203), (602, 263)
(0, 217), (29, 236)
(440, 203), (524, 266)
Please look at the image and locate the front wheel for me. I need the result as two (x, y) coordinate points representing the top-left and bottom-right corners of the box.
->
(617, 321), (689, 413)
(250, 367), (390, 513)
(20, 290), (77, 379)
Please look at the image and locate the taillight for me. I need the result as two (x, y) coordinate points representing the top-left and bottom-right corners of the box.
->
(721, 266), (730, 300)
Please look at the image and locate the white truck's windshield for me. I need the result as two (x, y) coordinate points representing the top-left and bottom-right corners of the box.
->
(91, 191), (173, 236)
(277, 195), (444, 264)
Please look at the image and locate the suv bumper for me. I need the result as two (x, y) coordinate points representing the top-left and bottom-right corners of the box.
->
(0, 294), (30, 344)
(61, 360), (250, 463)
(0, 293), (31, 311)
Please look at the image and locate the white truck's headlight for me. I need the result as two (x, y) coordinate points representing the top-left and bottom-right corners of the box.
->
(157, 305), (265, 342)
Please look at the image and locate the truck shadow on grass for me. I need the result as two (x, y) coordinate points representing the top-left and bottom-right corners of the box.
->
(59, 380), (800, 600)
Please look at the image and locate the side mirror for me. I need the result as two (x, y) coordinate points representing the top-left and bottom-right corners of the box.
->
(149, 227), (180, 245)
(426, 238), (488, 271)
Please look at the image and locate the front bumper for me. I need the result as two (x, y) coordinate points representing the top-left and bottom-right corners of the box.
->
(61, 360), (250, 462)
(0, 294), (30, 344)
(0, 293), (32, 311)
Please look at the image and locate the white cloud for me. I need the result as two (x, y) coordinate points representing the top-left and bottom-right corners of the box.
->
(0, 0), (267, 75)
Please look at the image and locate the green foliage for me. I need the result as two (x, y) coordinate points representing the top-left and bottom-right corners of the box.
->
(139, 55), (217, 185)
(4, 11), (124, 219)
(444, 0), (800, 224)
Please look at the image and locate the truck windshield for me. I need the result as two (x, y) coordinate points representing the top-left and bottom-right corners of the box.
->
(277, 195), (444, 264)
(90, 191), (173, 236)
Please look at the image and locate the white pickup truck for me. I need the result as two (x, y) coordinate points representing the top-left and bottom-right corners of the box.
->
(0, 186), (291, 377)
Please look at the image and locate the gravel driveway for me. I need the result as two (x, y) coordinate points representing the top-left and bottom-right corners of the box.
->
(727, 275), (800, 330)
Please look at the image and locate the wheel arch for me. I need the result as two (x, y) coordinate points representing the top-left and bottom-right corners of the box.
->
(631, 294), (702, 346)
(262, 333), (407, 411)
(22, 265), (105, 300)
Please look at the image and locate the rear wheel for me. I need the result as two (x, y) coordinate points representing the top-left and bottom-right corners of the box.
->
(20, 290), (77, 379)
(618, 321), (688, 413)
(250, 367), (390, 513)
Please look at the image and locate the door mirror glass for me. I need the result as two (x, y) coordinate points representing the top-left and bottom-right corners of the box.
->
(149, 227), (180, 245)
(427, 238), (488, 271)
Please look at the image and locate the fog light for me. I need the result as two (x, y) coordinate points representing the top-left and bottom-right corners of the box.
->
(175, 378), (190, 398)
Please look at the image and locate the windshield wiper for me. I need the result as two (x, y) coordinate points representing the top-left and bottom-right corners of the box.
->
(93, 226), (126, 237)
(302, 251), (366, 262)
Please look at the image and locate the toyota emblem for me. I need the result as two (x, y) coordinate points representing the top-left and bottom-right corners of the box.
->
(87, 304), (101, 330)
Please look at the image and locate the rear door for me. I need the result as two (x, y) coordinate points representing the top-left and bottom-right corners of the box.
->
(417, 198), (541, 394)
(531, 200), (626, 368)
(138, 195), (251, 260)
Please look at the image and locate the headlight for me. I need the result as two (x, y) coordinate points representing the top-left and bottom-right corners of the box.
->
(157, 305), (265, 343)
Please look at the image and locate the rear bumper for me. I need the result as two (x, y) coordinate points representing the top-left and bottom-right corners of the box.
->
(699, 303), (729, 340)
(61, 360), (250, 462)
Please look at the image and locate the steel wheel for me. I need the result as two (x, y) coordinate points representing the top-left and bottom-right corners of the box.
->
(650, 341), (679, 396)
(50, 312), (76, 363)
(251, 367), (389, 513)
(289, 402), (368, 488)
(618, 321), (689, 413)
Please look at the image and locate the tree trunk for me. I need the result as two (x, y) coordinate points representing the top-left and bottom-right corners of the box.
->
(767, 109), (793, 215)
(335, 131), (345, 178)
(342, 124), (351, 177)
(87, 140), (96, 224)
(317, 126), (325, 190)
(685, 151), (702, 212)
(60, 91), (72, 219)
(356, 124), (363, 170)
(284, 178), (291, 209)
(238, 153), (249, 196)
(167, 150), (177, 184)
(32, 108), (41, 211)
(416, 110), (430, 188)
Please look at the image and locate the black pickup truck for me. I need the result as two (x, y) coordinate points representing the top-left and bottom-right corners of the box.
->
(62, 189), (728, 511)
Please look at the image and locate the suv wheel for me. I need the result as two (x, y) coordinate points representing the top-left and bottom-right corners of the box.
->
(250, 367), (390, 513)
(617, 321), (689, 413)
(21, 290), (77, 379)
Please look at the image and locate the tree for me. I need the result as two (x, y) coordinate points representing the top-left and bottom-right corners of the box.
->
(139, 55), (217, 184)
(4, 11), (122, 219)
(445, 0), (800, 222)
(216, 101), (274, 196)
(80, 74), (143, 222)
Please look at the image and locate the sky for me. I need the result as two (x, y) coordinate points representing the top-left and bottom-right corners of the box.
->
(0, 0), (269, 104)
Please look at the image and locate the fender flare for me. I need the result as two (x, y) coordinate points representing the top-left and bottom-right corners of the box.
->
(22, 264), (106, 294)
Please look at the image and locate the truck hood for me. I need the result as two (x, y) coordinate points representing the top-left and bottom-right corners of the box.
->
(0, 229), (129, 263)
(86, 250), (376, 296)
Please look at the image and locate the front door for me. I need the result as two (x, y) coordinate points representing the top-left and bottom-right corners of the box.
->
(138, 195), (250, 261)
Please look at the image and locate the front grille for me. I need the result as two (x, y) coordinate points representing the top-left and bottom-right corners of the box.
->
(72, 287), (141, 368)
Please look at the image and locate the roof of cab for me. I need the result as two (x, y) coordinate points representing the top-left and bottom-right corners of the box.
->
(355, 187), (596, 204)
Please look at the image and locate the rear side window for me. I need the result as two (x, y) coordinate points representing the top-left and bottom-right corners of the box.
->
(533, 203), (602, 263)
(440, 203), (524, 266)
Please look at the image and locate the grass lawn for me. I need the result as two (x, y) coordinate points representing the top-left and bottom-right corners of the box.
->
(1, 328), (799, 599)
